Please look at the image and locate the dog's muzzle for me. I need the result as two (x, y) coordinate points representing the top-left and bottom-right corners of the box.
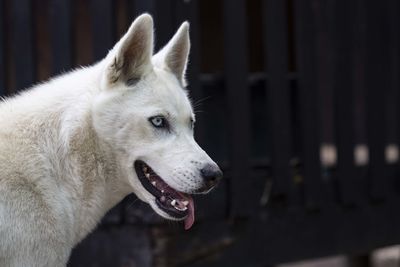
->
(197, 163), (223, 193)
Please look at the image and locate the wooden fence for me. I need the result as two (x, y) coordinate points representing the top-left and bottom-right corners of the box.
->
(1, 0), (400, 266)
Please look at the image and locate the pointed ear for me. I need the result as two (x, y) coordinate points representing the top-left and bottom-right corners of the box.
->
(152, 22), (190, 86)
(103, 14), (154, 87)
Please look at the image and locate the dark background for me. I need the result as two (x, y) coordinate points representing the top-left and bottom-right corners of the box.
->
(1, 0), (400, 266)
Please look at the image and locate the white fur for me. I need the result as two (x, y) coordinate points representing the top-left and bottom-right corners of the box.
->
(0, 14), (219, 266)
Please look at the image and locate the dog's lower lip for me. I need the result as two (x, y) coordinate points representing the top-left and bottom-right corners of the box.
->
(134, 160), (190, 219)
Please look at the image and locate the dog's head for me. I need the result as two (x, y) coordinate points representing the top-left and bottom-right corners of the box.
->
(92, 14), (222, 229)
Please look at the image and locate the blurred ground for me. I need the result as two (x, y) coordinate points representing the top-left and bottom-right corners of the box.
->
(278, 246), (400, 267)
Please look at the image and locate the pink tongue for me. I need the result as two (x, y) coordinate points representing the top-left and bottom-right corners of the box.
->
(184, 196), (195, 230)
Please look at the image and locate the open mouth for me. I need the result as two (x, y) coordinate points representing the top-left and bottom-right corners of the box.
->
(134, 160), (195, 230)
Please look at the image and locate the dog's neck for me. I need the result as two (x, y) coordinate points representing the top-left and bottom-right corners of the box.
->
(58, 69), (132, 245)
(65, 111), (129, 245)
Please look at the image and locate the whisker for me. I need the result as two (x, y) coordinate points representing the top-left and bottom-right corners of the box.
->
(126, 197), (141, 210)
(192, 95), (212, 108)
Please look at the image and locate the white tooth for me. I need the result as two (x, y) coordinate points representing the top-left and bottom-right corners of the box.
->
(145, 173), (150, 178)
(151, 181), (156, 186)
(161, 190), (164, 193)
(182, 200), (189, 206)
(175, 206), (188, 211)
(171, 199), (176, 206)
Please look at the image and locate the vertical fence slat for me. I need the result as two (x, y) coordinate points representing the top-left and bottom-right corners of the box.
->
(294, 0), (325, 208)
(333, 0), (360, 205)
(386, 0), (399, 200)
(393, 1), (400, 158)
(50, 0), (72, 75)
(174, 0), (205, 147)
(90, 0), (114, 61)
(12, 0), (35, 91)
(222, 0), (252, 216)
(353, 1), (368, 148)
(315, 2), (335, 148)
(365, 0), (391, 200)
(0, 0), (5, 95)
(387, 0), (399, 146)
(175, 0), (227, 220)
(263, 0), (293, 205)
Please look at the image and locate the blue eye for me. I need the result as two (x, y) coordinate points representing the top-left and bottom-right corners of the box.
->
(149, 116), (168, 128)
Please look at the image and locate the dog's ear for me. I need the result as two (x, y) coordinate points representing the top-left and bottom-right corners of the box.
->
(103, 14), (154, 88)
(152, 22), (190, 87)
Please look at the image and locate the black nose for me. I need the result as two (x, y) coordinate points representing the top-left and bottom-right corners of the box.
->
(200, 164), (223, 188)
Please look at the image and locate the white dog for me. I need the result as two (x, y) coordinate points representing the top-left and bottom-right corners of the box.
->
(0, 14), (222, 266)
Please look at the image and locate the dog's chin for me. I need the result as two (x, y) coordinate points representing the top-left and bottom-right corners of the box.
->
(133, 160), (195, 230)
